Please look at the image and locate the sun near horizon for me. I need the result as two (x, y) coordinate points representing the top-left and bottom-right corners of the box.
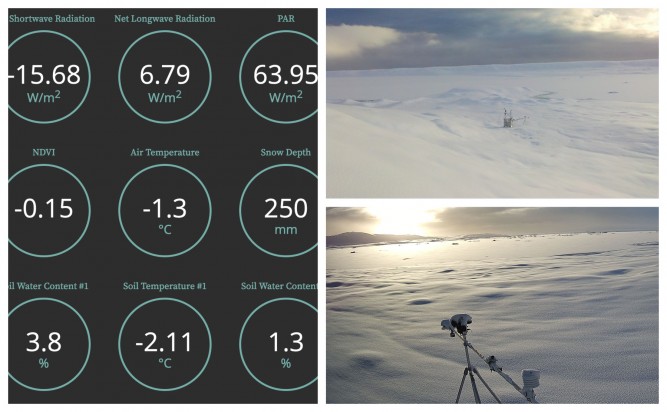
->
(365, 206), (441, 236)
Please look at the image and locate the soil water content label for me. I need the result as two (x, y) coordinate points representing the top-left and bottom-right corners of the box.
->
(8, 9), (317, 403)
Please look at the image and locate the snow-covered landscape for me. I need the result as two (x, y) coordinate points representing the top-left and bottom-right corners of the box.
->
(327, 60), (658, 198)
(326, 231), (659, 403)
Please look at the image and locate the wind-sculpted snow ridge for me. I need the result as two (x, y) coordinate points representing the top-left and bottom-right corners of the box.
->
(327, 60), (658, 198)
(326, 231), (658, 403)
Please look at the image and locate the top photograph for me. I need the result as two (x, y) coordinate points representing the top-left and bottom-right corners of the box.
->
(326, 9), (658, 198)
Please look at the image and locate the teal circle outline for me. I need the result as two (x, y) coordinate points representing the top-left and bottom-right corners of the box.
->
(239, 164), (317, 258)
(118, 30), (212, 124)
(118, 297), (212, 392)
(118, 163), (212, 258)
(239, 297), (317, 391)
(8, 30), (91, 124)
(8, 163), (91, 258)
(9, 297), (92, 391)
(239, 30), (318, 124)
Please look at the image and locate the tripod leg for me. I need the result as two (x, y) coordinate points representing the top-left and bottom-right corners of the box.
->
(472, 367), (502, 403)
(463, 335), (482, 403)
(455, 368), (469, 403)
(468, 368), (482, 404)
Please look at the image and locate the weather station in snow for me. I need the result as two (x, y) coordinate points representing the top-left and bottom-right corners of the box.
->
(441, 314), (540, 403)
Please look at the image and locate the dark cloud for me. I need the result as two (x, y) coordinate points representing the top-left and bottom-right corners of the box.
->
(326, 207), (379, 235)
(327, 9), (658, 70)
(424, 207), (658, 236)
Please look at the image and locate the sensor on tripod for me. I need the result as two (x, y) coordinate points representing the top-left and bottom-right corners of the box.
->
(440, 313), (540, 403)
(521, 369), (541, 403)
(450, 314), (472, 334)
(440, 319), (455, 337)
(442, 314), (472, 336)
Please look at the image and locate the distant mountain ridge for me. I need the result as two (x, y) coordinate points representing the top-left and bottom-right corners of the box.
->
(326, 232), (431, 247)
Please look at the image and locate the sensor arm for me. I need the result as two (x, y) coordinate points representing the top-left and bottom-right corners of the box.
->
(449, 328), (539, 403)
(464, 339), (523, 392)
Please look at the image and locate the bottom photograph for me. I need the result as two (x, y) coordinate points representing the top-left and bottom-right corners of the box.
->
(326, 207), (658, 404)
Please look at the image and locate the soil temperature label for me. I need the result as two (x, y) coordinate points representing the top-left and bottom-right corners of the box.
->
(8, 9), (317, 404)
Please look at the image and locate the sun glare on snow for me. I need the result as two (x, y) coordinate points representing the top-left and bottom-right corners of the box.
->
(366, 206), (438, 236)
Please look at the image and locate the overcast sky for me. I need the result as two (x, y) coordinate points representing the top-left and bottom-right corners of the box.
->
(327, 9), (659, 70)
(326, 207), (658, 237)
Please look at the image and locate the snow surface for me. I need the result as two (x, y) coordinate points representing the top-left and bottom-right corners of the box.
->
(326, 231), (658, 403)
(327, 60), (658, 198)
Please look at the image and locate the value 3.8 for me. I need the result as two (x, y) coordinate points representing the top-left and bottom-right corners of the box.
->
(26, 332), (62, 352)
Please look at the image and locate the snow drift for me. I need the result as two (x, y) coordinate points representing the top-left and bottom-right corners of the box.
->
(326, 231), (659, 403)
(327, 60), (658, 198)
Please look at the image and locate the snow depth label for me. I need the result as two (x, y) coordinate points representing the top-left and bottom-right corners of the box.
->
(8, 8), (317, 404)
